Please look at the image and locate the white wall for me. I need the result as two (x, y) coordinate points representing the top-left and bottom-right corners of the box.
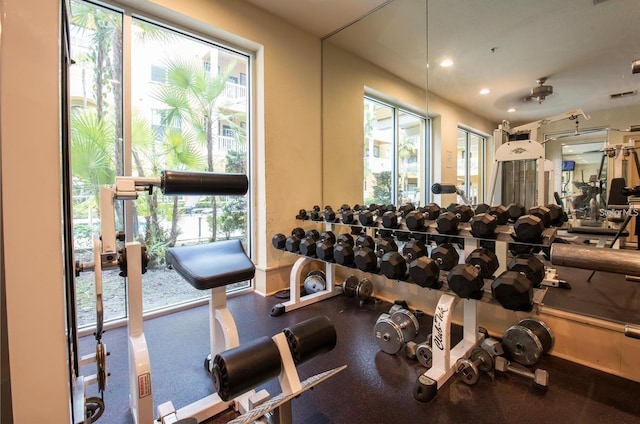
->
(1, 0), (322, 421)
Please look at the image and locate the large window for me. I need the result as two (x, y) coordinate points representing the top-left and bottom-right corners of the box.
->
(364, 97), (429, 206)
(69, 0), (251, 329)
(457, 128), (485, 205)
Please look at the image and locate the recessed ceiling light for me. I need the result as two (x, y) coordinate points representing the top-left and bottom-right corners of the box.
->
(507, 108), (516, 113)
(440, 59), (454, 67)
(479, 88), (490, 95)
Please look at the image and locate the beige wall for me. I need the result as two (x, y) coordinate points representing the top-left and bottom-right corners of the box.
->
(1, 0), (321, 422)
(322, 42), (495, 210)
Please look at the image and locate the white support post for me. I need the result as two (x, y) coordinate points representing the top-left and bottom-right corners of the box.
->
(126, 242), (154, 424)
(210, 286), (240, 359)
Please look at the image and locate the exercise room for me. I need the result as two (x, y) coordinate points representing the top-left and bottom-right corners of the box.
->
(2, 0), (640, 423)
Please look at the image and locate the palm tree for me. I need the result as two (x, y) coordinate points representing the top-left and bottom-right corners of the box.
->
(152, 57), (237, 241)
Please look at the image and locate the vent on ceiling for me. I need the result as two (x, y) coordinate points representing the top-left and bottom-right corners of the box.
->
(610, 90), (637, 99)
(593, 0), (610, 4)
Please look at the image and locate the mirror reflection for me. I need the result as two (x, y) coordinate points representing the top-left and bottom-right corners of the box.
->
(322, 0), (640, 327)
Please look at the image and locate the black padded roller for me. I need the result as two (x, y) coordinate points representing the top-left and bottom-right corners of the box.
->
(160, 170), (248, 196)
(283, 315), (337, 365)
(431, 183), (457, 194)
(212, 336), (281, 401)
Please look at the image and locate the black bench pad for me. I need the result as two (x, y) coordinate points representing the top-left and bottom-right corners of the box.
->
(166, 240), (255, 290)
(567, 226), (629, 237)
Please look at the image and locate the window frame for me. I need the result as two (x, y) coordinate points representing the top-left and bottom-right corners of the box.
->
(457, 126), (486, 205)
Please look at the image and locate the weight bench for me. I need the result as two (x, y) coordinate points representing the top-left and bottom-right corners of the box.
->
(154, 240), (256, 423)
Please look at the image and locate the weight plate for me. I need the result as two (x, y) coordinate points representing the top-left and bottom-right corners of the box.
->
(374, 317), (405, 354)
(502, 324), (543, 366)
(96, 341), (107, 392)
(456, 358), (480, 385)
(519, 317), (554, 354)
(390, 309), (419, 342)
(470, 347), (493, 372)
(416, 343), (432, 368)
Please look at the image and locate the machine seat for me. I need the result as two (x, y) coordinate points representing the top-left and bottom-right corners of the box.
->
(166, 240), (255, 290)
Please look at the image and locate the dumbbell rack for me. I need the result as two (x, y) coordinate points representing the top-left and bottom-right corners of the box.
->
(273, 208), (557, 400)
(270, 223), (343, 317)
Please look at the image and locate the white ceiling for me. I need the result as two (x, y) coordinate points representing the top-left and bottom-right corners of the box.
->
(243, 0), (640, 126)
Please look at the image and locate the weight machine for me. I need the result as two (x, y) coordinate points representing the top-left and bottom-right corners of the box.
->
(486, 109), (590, 208)
(86, 170), (342, 424)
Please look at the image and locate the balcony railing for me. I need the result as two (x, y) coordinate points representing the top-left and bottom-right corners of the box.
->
(217, 135), (246, 152)
(221, 82), (247, 102)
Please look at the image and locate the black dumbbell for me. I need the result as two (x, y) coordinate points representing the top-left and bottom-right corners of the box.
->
(408, 256), (441, 289)
(436, 211), (460, 235)
(405, 203), (441, 231)
(528, 206), (552, 228)
(359, 204), (388, 226)
(381, 204), (416, 228)
(514, 214), (545, 243)
(470, 213), (498, 238)
(475, 203), (490, 214)
(430, 243), (459, 270)
(302, 230), (336, 259)
(506, 202), (526, 223)
(341, 204), (363, 224)
(507, 254), (545, 288)
(487, 204), (509, 225)
(354, 237), (398, 273)
(491, 270), (533, 311)
(545, 204), (565, 226)
(380, 240), (426, 280)
(451, 204), (475, 222)
(334, 234), (373, 267)
(324, 204), (351, 223)
(448, 263), (484, 299)
(465, 248), (499, 278)
(295, 205), (320, 220)
(271, 227), (306, 251)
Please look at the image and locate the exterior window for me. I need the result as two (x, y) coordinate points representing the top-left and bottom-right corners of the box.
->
(69, 0), (252, 328)
(364, 97), (429, 206)
(457, 128), (485, 205)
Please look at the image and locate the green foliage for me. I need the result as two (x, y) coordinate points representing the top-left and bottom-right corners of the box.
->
(214, 196), (247, 240)
(372, 171), (392, 205)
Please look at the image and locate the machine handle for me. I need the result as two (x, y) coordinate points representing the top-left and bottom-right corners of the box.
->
(160, 170), (248, 196)
(431, 183), (458, 194)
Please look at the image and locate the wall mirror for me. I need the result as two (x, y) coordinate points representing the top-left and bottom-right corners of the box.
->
(322, 0), (640, 326)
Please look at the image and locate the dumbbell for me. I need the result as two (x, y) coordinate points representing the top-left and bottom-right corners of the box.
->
(296, 205), (323, 221)
(528, 205), (552, 228)
(381, 204), (416, 228)
(470, 213), (498, 238)
(502, 317), (554, 366)
(340, 275), (374, 301)
(455, 347), (494, 385)
(341, 204), (363, 224)
(405, 335), (433, 368)
(494, 356), (549, 390)
(545, 203), (565, 226)
(405, 203), (441, 230)
(374, 305), (419, 354)
(436, 211), (460, 235)
(447, 263), (484, 299)
(379, 240), (426, 280)
(333, 233), (362, 266)
(506, 202), (526, 223)
(514, 214), (545, 243)
(359, 204), (388, 226)
(449, 203), (475, 223)
(408, 256), (441, 289)
(302, 230), (336, 259)
(354, 237), (398, 273)
(508, 254), (545, 288)
(491, 270), (533, 311)
(487, 204), (510, 225)
(465, 248), (499, 278)
(475, 203), (490, 214)
(271, 227), (306, 251)
(430, 243), (460, 271)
